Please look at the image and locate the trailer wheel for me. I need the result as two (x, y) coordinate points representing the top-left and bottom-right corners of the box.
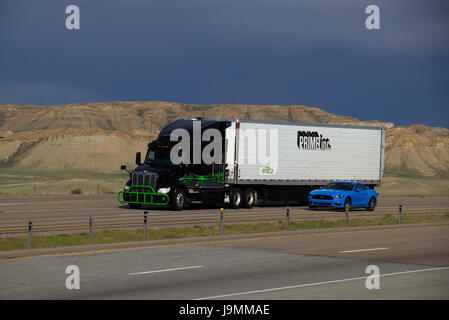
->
(242, 189), (255, 209)
(229, 188), (242, 209)
(170, 189), (186, 211)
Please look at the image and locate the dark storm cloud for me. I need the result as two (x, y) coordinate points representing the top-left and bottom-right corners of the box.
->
(0, 0), (448, 127)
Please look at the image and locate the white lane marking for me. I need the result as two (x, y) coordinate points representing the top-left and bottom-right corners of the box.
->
(339, 247), (389, 253)
(195, 267), (449, 300)
(0, 203), (20, 206)
(128, 265), (203, 276)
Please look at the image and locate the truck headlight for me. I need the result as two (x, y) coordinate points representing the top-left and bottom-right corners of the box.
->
(157, 187), (171, 194)
(124, 185), (130, 191)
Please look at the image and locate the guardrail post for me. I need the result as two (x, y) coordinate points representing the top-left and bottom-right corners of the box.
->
(27, 221), (33, 249)
(89, 215), (94, 244)
(219, 208), (224, 235)
(285, 206), (290, 231)
(143, 211), (148, 241)
(399, 205), (402, 224)
(345, 205), (349, 228)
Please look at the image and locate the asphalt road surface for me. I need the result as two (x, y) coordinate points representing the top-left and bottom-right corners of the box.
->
(0, 223), (448, 299)
(0, 194), (448, 235)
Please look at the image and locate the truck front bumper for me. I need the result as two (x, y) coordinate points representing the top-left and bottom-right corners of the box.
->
(118, 185), (170, 206)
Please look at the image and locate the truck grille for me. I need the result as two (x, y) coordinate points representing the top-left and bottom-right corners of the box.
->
(312, 195), (333, 200)
(131, 172), (158, 192)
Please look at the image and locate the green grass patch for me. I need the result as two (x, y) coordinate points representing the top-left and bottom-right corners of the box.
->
(0, 167), (126, 195)
(2, 167), (449, 196)
(378, 172), (449, 196)
(0, 168), (123, 181)
(1, 214), (448, 252)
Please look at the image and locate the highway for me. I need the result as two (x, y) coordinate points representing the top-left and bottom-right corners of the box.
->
(0, 194), (448, 235)
(0, 223), (448, 299)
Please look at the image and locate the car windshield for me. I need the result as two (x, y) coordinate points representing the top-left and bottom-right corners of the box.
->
(323, 182), (354, 191)
(145, 148), (172, 166)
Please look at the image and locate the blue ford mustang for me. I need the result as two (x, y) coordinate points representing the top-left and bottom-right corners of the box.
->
(308, 181), (378, 211)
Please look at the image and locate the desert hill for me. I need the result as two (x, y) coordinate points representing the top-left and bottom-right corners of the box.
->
(0, 102), (448, 177)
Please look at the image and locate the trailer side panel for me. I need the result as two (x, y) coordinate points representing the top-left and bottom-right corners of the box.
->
(236, 121), (383, 185)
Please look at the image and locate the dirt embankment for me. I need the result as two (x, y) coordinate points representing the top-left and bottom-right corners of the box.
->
(0, 102), (448, 177)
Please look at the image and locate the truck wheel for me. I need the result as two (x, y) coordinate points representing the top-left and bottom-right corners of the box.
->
(170, 189), (186, 211)
(367, 197), (376, 211)
(128, 203), (142, 209)
(229, 188), (242, 209)
(242, 189), (255, 209)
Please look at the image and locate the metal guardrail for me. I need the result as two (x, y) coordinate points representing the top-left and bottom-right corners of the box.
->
(0, 205), (447, 249)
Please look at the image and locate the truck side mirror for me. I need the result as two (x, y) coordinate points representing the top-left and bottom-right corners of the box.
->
(120, 164), (131, 176)
(135, 152), (141, 165)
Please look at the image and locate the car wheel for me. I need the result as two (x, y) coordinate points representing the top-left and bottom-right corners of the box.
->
(170, 189), (186, 211)
(344, 198), (352, 212)
(367, 197), (376, 211)
(229, 188), (242, 209)
(309, 205), (317, 210)
(242, 189), (255, 209)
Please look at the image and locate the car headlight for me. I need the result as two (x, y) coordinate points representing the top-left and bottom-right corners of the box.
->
(124, 185), (130, 191)
(335, 195), (345, 198)
(157, 187), (171, 194)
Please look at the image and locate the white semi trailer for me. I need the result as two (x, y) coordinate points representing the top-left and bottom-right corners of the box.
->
(119, 118), (385, 210)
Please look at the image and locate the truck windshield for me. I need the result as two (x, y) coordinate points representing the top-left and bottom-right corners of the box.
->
(145, 148), (172, 166)
(323, 182), (354, 191)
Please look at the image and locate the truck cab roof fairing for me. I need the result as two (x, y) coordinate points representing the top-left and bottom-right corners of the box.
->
(156, 119), (227, 143)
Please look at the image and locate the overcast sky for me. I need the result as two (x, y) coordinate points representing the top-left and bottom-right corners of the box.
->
(1, 0), (448, 128)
